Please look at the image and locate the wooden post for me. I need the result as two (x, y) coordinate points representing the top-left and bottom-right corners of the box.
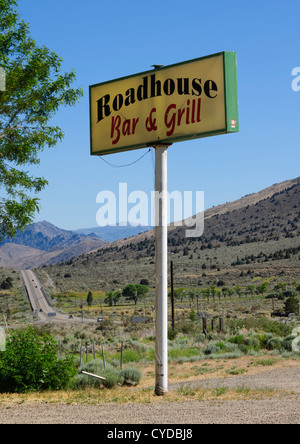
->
(82, 371), (106, 381)
(120, 342), (123, 369)
(203, 317), (208, 336)
(219, 317), (224, 333)
(102, 344), (106, 370)
(211, 318), (215, 332)
(79, 344), (83, 367)
(170, 261), (175, 331)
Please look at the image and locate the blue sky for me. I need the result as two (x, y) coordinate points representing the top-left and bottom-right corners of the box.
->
(17, 0), (300, 230)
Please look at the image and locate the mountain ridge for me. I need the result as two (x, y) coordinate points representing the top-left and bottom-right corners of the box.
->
(0, 176), (299, 271)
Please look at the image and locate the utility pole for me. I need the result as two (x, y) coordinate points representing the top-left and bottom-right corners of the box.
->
(154, 144), (171, 396)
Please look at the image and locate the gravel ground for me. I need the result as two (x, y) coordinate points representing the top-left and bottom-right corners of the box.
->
(0, 366), (299, 424)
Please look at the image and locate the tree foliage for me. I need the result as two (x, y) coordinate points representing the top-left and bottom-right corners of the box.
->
(86, 291), (93, 307)
(0, 327), (76, 393)
(0, 0), (83, 239)
(122, 283), (149, 305)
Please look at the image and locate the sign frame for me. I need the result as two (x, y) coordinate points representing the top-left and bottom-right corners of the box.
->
(89, 51), (239, 156)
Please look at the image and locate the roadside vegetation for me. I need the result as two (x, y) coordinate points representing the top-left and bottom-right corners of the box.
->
(0, 310), (299, 397)
(0, 268), (299, 402)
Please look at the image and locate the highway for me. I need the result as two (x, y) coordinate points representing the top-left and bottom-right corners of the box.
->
(21, 269), (62, 322)
(20, 269), (95, 324)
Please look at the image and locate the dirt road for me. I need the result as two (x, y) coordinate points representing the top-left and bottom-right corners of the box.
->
(0, 365), (299, 424)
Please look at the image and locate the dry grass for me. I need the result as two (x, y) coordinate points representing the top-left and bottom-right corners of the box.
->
(0, 356), (298, 407)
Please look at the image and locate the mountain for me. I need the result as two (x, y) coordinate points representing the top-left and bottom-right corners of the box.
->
(74, 224), (152, 242)
(0, 221), (106, 269)
(40, 176), (300, 292)
(1, 221), (96, 251)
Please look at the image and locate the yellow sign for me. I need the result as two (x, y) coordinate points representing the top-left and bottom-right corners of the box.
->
(90, 52), (238, 156)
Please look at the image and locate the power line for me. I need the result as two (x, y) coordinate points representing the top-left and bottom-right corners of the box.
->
(98, 148), (151, 168)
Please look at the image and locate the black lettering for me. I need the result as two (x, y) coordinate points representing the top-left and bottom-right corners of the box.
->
(177, 78), (190, 95)
(163, 78), (175, 96)
(97, 94), (111, 122)
(150, 74), (162, 98)
(137, 76), (149, 101)
(192, 78), (202, 96)
(112, 94), (124, 112)
(204, 80), (218, 98)
(125, 88), (135, 106)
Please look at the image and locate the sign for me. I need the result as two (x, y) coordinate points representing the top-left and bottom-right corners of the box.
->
(89, 52), (239, 156)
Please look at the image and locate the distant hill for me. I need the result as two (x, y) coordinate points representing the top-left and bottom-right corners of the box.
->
(0, 221), (106, 269)
(0, 221), (98, 251)
(74, 224), (152, 242)
(41, 176), (300, 292)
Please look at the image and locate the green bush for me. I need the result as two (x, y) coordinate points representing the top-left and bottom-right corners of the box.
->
(120, 367), (142, 385)
(267, 337), (283, 351)
(72, 360), (123, 389)
(168, 327), (178, 341)
(204, 344), (221, 355)
(282, 335), (297, 352)
(0, 327), (76, 393)
(227, 318), (292, 337)
(72, 360), (143, 389)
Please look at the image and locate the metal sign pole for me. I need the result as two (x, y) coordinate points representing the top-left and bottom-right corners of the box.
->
(154, 144), (170, 396)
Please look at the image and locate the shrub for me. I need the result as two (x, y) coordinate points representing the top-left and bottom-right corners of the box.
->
(267, 337), (283, 351)
(120, 367), (142, 385)
(72, 360), (123, 389)
(0, 327), (76, 393)
(282, 335), (297, 352)
(204, 344), (221, 355)
(284, 297), (299, 315)
(168, 327), (178, 340)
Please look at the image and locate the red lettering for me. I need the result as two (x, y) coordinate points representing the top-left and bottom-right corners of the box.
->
(177, 108), (185, 126)
(132, 117), (139, 134)
(110, 115), (140, 145)
(111, 115), (121, 145)
(197, 98), (201, 122)
(164, 104), (177, 137)
(164, 98), (201, 138)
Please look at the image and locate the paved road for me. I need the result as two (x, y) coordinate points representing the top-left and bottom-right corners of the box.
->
(21, 270), (95, 324)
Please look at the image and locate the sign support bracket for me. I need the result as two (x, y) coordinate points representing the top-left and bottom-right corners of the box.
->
(153, 143), (172, 396)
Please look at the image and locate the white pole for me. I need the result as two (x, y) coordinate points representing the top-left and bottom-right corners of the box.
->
(154, 144), (169, 396)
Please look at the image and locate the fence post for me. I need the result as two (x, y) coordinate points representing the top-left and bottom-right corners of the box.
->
(219, 317), (225, 333)
(79, 344), (83, 367)
(120, 342), (123, 369)
(102, 344), (106, 370)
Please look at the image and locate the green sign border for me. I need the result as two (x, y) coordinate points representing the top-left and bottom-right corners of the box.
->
(90, 51), (239, 156)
